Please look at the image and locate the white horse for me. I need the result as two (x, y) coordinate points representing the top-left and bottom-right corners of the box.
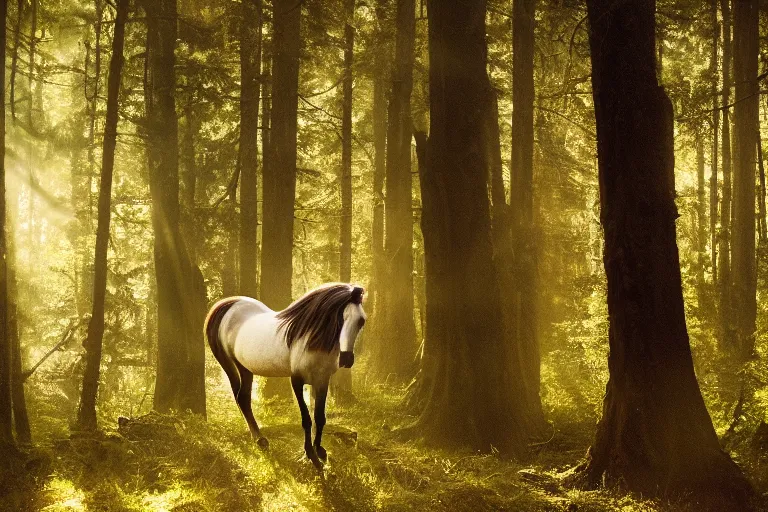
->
(205, 283), (366, 467)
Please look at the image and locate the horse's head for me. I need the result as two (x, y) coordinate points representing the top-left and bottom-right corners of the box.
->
(339, 286), (366, 368)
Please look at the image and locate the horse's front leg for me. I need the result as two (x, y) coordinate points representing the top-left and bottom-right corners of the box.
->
(291, 375), (322, 468)
(313, 383), (328, 462)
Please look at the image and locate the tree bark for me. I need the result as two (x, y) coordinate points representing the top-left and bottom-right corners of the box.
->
(413, 0), (524, 454)
(576, 0), (753, 505)
(510, 0), (544, 432)
(339, 0), (354, 284)
(332, 0), (356, 403)
(369, 0), (388, 316)
(718, 0), (733, 346)
(730, 0), (758, 362)
(9, 0), (22, 121)
(9, 230), (29, 443)
(758, 130), (767, 243)
(261, 0), (300, 310)
(145, 0), (206, 416)
(0, 0), (12, 446)
(260, 0), (300, 399)
(372, 0), (417, 381)
(239, 0), (262, 299)
(710, 0), (719, 284)
(76, 0), (128, 432)
(696, 131), (708, 309)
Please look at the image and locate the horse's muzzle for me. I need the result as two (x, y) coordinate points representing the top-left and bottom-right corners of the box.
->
(339, 351), (355, 368)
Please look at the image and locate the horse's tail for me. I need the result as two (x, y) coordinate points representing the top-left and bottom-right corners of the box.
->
(204, 297), (240, 365)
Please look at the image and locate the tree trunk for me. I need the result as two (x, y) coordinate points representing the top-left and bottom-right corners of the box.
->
(9, 230), (29, 443)
(76, 0), (128, 432)
(261, 0), (299, 310)
(486, 91), (507, 238)
(0, 0), (12, 446)
(145, 0), (206, 416)
(332, 0), (356, 403)
(372, 0), (417, 381)
(369, 0), (388, 316)
(339, 0), (354, 284)
(576, 0), (753, 505)
(730, 0), (758, 362)
(758, 130), (767, 243)
(413, 0), (524, 454)
(511, 0), (544, 430)
(260, 0), (300, 399)
(239, 0), (262, 299)
(9, 0), (22, 121)
(718, 0), (733, 346)
(710, 0), (719, 284)
(696, 131), (708, 309)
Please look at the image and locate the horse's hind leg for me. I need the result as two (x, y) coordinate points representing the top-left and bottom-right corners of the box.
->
(235, 363), (269, 449)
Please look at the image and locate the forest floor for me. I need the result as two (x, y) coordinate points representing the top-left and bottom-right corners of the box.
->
(2, 378), (767, 512)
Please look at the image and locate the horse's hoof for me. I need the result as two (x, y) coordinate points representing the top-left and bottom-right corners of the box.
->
(306, 447), (324, 469)
(256, 437), (269, 450)
(315, 445), (327, 462)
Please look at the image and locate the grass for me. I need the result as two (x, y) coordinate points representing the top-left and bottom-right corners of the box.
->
(2, 375), (766, 511)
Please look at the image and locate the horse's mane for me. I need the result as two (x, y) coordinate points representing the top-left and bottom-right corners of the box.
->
(277, 283), (362, 352)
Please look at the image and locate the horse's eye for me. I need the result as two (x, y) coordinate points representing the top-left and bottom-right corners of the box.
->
(357, 317), (366, 328)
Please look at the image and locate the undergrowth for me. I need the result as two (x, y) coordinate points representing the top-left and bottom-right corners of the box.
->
(2, 377), (766, 511)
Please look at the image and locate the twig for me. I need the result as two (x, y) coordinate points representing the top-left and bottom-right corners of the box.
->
(22, 317), (87, 381)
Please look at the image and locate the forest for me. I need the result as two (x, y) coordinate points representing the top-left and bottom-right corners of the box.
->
(1, 0), (768, 510)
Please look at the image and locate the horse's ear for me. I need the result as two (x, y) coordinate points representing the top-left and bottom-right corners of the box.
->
(350, 286), (364, 304)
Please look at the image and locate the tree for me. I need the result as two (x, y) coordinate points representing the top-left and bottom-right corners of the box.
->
(239, 0), (263, 299)
(371, 0), (417, 380)
(0, 0), (12, 447)
(696, 131), (707, 306)
(76, 0), (128, 432)
(369, 0), (389, 316)
(261, 0), (300, 310)
(510, 0), (544, 430)
(260, 0), (300, 398)
(575, 0), (753, 504)
(718, 0), (733, 345)
(730, 0), (758, 362)
(709, 0), (719, 284)
(144, 0), (206, 415)
(332, 0), (356, 402)
(413, 0), (524, 454)
(339, 0), (354, 284)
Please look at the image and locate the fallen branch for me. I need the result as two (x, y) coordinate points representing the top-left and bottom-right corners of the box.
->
(22, 317), (87, 381)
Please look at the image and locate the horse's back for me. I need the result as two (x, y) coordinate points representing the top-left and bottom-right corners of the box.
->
(213, 297), (292, 378)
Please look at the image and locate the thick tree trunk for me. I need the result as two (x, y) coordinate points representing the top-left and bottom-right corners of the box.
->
(260, 0), (300, 399)
(76, 0), (128, 432)
(576, 0), (752, 505)
(145, 0), (206, 416)
(261, 0), (299, 310)
(414, 0), (524, 454)
(511, 0), (544, 431)
(372, 0), (417, 381)
(710, 0), (719, 284)
(718, 0), (733, 346)
(369, 0), (388, 316)
(239, 0), (262, 299)
(731, 0), (758, 362)
(0, 0), (12, 446)
(332, 0), (356, 403)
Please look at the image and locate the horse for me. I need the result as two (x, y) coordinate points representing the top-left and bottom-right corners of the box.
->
(204, 282), (366, 468)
